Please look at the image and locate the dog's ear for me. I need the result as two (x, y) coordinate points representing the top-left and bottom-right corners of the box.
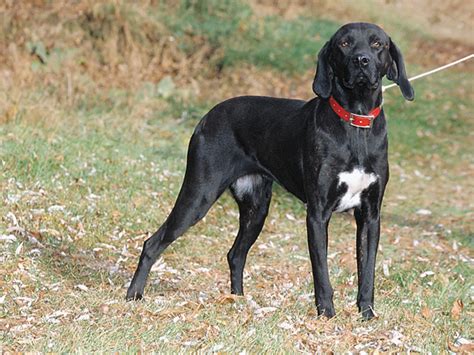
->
(313, 41), (333, 99)
(387, 38), (414, 101)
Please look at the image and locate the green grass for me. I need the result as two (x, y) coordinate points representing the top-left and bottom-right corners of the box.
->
(222, 16), (339, 73)
(166, 0), (254, 46)
(385, 69), (473, 159)
(2, 66), (473, 351)
(162, 0), (339, 73)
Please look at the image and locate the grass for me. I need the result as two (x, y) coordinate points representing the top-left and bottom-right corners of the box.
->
(222, 16), (339, 73)
(1, 0), (473, 352)
(163, 0), (339, 73)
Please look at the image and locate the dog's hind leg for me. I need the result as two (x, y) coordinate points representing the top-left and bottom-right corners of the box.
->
(126, 132), (233, 301)
(227, 175), (273, 295)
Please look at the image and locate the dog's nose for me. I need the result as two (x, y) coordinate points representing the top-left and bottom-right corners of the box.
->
(352, 54), (370, 67)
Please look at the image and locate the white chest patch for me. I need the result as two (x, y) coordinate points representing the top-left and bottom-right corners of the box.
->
(335, 168), (378, 212)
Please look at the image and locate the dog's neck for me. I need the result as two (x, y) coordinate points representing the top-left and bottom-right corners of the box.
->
(332, 80), (383, 115)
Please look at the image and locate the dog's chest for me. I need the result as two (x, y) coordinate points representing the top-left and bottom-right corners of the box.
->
(335, 168), (378, 212)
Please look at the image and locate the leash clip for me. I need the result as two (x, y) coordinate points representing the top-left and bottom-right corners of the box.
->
(349, 113), (374, 128)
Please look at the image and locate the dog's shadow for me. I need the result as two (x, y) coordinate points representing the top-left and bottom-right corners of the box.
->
(31, 243), (128, 291)
(33, 241), (210, 298)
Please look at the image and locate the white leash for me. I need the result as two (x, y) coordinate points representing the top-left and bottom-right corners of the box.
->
(382, 53), (474, 92)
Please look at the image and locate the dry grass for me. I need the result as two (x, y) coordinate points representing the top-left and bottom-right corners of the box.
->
(249, 0), (474, 45)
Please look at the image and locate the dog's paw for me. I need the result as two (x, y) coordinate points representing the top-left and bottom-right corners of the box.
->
(360, 306), (377, 321)
(126, 288), (143, 301)
(230, 288), (244, 296)
(317, 304), (336, 319)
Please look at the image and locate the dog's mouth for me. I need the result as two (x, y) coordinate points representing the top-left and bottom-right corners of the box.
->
(343, 71), (379, 90)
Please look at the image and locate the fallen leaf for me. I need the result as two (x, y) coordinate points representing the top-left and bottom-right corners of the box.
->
(421, 306), (432, 319)
(44, 310), (69, 323)
(383, 262), (390, 277)
(15, 242), (23, 255)
(420, 270), (435, 278)
(10, 324), (32, 333)
(29, 230), (43, 240)
(254, 306), (277, 317)
(210, 343), (224, 352)
(100, 304), (110, 314)
(451, 299), (464, 320)
(389, 330), (404, 346)
(112, 210), (122, 221)
(75, 284), (89, 292)
(75, 314), (91, 321)
(0, 234), (17, 242)
(217, 294), (239, 304)
(278, 321), (293, 330)
(47, 205), (65, 213)
(182, 340), (199, 347)
(448, 342), (474, 353)
(416, 209), (432, 216)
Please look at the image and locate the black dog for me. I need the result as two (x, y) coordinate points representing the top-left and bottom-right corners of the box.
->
(126, 22), (414, 319)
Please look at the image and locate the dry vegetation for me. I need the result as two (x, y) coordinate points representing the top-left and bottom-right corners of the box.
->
(1, 0), (473, 352)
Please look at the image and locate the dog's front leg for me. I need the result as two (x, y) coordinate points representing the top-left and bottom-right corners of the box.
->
(306, 207), (335, 318)
(354, 204), (381, 320)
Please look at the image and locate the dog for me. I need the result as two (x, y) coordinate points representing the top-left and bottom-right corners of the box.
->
(126, 22), (414, 319)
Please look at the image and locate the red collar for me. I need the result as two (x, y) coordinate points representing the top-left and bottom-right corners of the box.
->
(329, 96), (382, 128)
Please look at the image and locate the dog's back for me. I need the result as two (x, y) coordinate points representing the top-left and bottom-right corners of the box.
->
(194, 96), (315, 199)
(195, 95), (307, 136)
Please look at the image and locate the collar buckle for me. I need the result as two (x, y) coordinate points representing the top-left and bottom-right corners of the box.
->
(349, 113), (374, 128)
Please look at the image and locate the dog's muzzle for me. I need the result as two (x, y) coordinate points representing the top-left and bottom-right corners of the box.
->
(343, 70), (379, 89)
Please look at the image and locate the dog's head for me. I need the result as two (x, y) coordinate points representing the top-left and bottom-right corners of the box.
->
(313, 22), (414, 101)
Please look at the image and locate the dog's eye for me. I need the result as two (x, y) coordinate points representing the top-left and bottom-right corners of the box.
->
(340, 41), (350, 48)
(371, 41), (382, 48)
